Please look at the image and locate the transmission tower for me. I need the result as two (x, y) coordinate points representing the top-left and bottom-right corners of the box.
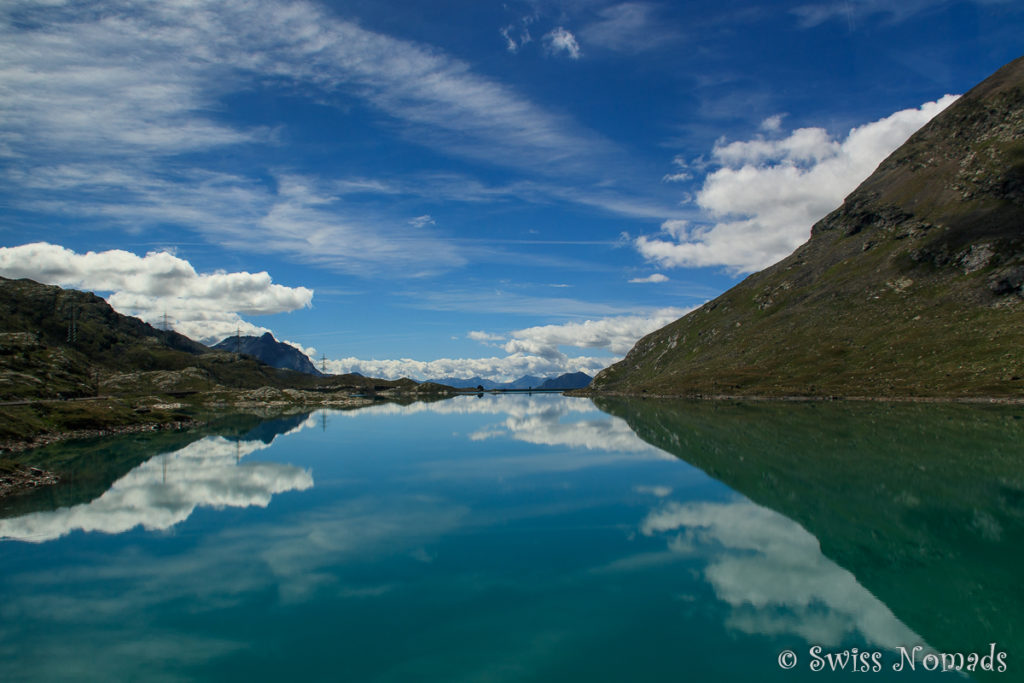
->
(66, 303), (78, 343)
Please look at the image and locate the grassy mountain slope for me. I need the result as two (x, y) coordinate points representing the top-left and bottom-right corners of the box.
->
(588, 57), (1024, 399)
(0, 277), (441, 402)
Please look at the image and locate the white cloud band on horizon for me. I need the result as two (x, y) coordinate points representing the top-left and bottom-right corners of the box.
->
(0, 242), (312, 345)
(326, 353), (613, 383)
(327, 307), (689, 381)
(500, 306), (689, 358)
(636, 95), (959, 273)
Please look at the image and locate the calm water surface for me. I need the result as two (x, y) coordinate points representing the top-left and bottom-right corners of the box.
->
(1, 394), (1021, 681)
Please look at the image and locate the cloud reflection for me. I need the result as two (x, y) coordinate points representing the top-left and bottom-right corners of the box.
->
(413, 394), (667, 454)
(0, 435), (313, 543)
(337, 394), (670, 457)
(340, 393), (596, 418)
(641, 499), (923, 649)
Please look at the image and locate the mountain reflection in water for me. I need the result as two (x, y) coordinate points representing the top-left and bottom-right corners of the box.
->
(595, 397), (1024, 669)
(1, 395), (1018, 680)
(0, 415), (316, 542)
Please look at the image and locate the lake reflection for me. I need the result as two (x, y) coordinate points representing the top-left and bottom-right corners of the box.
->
(0, 417), (316, 543)
(2, 394), (1015, 681)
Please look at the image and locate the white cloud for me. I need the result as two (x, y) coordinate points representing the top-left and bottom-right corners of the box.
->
(544, 27), (582, 59)
(662, 172), (691, 183)
(336, 298), (694, 382)
(500, 22), (534, 53)
(1, 0), (613, 176)
(0, 242), (312, 344)
(284, 339), (318, 359)
(467, 330), (505, 343)
(467, 400), (664, 455)
(9, 167), (467, 277)
(408, 214), (436, 228)
(579, 3), (677, 53)
(327, 353), (612, 383)
(759, 113), (785, 132)
(661, 154), (693, 183)
(789, 0), (1014, 29)
(634, 485), (673, 497)
(407, 288), (640, 317)
(636, 95), (959, 273)
(628, 273), (669, 284)
(332, 307), (685, 382)
(501, 307), (688, 358)
(0, 0), (649, 276)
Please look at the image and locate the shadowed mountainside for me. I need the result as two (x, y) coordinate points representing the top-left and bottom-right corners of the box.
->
(213, 332), (323, 376)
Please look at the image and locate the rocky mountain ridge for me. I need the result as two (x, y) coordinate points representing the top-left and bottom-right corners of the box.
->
(213, 332), (322, 376)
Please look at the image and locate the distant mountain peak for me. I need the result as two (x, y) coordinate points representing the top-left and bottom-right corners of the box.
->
(212, 333), (322, 376)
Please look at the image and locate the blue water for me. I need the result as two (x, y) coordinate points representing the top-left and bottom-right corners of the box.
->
(2, 394), (1016, 681)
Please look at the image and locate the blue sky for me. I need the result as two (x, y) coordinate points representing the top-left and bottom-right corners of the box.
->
(1, 0), (1021, 381)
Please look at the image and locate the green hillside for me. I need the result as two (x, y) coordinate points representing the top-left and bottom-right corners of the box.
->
(0, 276), (431, 401)
(586, 56), (1024, 399)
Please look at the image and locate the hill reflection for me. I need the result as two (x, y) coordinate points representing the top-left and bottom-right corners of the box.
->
(1, 416), (317, 542)
(594, 397), (1024, 667)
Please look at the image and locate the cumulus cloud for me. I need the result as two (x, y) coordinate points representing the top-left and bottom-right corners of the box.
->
(636, 95), (959, 273)
(628, 273), (669, 284)
(544, 27), (582, 59)
(467, 330), (505, 343)
(501, 307), (688, 358)
(320, 306), (689, 382)
(326, 353), (612, 383)
(0, 242), (312, 344)
(760, 113), (785, 132)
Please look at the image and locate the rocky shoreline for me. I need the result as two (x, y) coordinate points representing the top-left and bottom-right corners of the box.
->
(0, 463), (60, 498)
(0, 419), (195, 455)
(566, 389), (1024, 404)
(0, 384), (454, 499)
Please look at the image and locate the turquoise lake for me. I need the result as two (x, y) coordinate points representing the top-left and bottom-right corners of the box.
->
(1, 394), (1022, 681)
